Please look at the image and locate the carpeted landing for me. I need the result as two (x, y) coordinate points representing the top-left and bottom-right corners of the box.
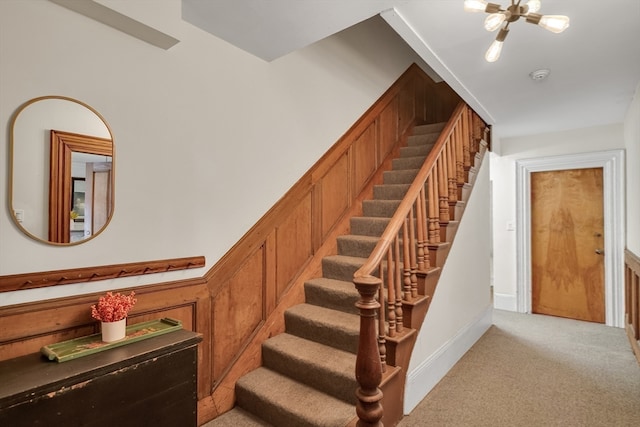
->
(205, 309), (640, 426)
(398, 309), (640, 427)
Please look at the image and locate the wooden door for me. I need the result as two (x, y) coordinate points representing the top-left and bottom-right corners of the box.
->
(85, 162), (113, 238)
(531, 167), (605, 323)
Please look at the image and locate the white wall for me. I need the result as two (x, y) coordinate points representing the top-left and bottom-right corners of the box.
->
(490, 124), (626, 311)
(624, 82), (640, 254)
(405, 155), (493, 413)
(0, 1), (427, 305)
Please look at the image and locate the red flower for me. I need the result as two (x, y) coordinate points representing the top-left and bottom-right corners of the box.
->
(91, 291), (136, 322)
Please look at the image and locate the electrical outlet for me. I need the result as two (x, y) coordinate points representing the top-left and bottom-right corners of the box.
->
(14, 209), (25, 223)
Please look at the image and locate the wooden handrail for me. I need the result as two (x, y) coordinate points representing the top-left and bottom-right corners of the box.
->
(352, 101), (486, 425)
(354, 102), (467, 279)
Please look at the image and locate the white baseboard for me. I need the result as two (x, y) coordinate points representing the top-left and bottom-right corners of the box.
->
(404, 305), (493, 414)
(493, 293), (518, 312)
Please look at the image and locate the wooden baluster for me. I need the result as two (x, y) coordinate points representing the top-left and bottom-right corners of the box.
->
(377, 264), (386, 373)
(402, 219), (412, 301)
(438, 154), (449, 222)
(386, 246), (396, 338)
(463, 109), (472, 173)
(408, 206), (418, 299)
(428, 171), (440, 244)
(353, 275), (384, 427)
(447, 139), (457, 204)
(416, 188), (428, 271)
(456, 121), (465, 187)
(419, 187), (431, 269)
(394, 237), (403, 333)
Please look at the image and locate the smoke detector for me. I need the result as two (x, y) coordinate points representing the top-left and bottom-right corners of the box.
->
(529, 68), (550, 81)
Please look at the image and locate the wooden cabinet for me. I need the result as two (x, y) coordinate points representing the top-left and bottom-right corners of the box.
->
(0, 329), (202, 427)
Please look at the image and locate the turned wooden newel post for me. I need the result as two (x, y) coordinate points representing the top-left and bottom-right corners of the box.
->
(353, 275), (384, 427)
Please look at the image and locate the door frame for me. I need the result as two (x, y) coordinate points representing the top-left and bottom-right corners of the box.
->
(516, 150), (625, 327)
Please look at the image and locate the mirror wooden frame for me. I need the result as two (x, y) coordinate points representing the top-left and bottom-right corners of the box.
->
(49, 130), (113, 243)
(9, 96), (115, 245)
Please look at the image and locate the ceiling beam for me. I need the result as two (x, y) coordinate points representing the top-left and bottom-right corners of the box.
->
(48, 0), (179, 50)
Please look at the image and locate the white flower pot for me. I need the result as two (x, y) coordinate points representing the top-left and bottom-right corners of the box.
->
(101, 318), (126, 342)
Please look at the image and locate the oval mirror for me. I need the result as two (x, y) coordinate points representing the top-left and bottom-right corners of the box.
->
(9, 96), (115, 245)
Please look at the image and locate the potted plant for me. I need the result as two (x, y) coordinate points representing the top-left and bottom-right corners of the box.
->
(91, 291), (137, 342)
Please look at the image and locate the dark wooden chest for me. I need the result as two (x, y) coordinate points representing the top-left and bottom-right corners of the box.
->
(0, 329), (202, 427)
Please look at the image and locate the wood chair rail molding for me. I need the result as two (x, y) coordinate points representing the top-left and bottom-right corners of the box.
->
(625, 248), (640, 363)
(0, 256), (205, 292)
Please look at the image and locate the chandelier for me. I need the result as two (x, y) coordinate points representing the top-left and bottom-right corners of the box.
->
(464, 0), (570, 62)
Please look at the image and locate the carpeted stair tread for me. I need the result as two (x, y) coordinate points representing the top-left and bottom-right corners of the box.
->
(305, 277), (360, 315)
(362, 199), (401, 218)
(322, 254), (368, 282)
(392, 155), (427, 171)
(262, 333), (358, 404)
(406, 134), (437, 147)
(350, 216), (390, 237)
(413, 122), (446, 135)
(373, 183), (411, 200)
(400, 143), (434, 158)
(383, 169), (419, 184)
(236, 367), (355, 427)
(285, 303), (360, 353)
(203, 407), (274, 427)
(337, 234), (380, 258)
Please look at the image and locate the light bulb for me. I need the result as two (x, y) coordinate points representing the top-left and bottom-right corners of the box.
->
(484, 13), (506, 32)
(526, 0), (541, 13)
(464, 0), (488, 12)
(485, 40), (504, 62)
(538, 15), (570, 33)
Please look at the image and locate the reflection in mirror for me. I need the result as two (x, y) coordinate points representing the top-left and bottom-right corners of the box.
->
(10, 96), (115, 245)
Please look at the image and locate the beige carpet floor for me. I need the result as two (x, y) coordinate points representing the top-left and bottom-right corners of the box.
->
(398, 309), (640, 427)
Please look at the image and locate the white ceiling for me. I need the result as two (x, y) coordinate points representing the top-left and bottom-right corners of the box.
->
(181, 0), (640, 140)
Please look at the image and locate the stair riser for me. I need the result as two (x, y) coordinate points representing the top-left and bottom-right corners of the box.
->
(284, 311), (359, 354)
(262, 345), (358, 405)
(392, 156), (425, 171)
(337, 236), (377, 259)
(399, 144), (432, 158)
(412, 123), (445, 134)
(305, 281), (360, 315)
(350, 217), (389, 237)
(407, 133), (438, 146)
(362, 200), (401, 218)
(382, 169), (418, 185)
(235, 385), (322, 427)
(373, 184), (410, 200)
(350, 217), (421, 239)
(322, 257), (362, 282)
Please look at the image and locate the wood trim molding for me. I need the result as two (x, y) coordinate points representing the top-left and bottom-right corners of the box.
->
(49, 130), (113, 243)
(0, 256), (205, 292)
(516, 150), (626, 327)
(625, 248), (640, 363)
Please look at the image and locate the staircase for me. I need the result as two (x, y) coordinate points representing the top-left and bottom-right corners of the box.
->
(205, 122), (463, 427)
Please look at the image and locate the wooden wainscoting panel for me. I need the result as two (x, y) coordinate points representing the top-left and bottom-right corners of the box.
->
(353, 123), (378, 196)
(0, 278), (211, 398)
(212, 246), (265, 381)
(414, 74), (427, 124)
(276, 194), (313, 300)
(379, 99), (399, 160)
(625, 249), (640, 363)
(398, 80), (416, 137)
(321, 152), (351, 239)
